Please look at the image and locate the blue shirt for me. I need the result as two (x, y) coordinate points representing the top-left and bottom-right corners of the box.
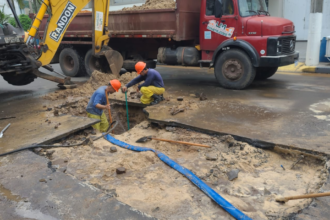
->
(126, 69), (164, 89)
(86, 86), (107, 116)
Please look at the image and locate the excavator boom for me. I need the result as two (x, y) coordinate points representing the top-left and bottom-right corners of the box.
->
(26, 0), (123, 87)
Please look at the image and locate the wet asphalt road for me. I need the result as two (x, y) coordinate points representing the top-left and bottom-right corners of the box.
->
(148, 66), (330, 154)
(0, 64), (88, 103)
(1, 65), (330, 154)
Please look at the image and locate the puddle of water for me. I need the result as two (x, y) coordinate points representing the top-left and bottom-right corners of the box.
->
(310, 99), (330, 121)
(0, 184), (22, 202)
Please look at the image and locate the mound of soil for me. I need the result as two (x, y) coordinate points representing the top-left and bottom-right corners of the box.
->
(43, 71), (139, 117)
(122, 0), (176, 11)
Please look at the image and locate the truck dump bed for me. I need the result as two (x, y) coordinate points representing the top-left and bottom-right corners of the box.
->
(38, 0), (201, 42)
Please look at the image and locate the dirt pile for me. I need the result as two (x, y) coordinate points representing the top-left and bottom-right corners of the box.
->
(43, 71), (139, 117)
(122, 0), (176, 11)
(44, 71), (138, 101)
(48, 122), (328, 220)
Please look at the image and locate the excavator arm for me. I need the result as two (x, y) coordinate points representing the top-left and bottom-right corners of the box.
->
(26, 0), (123, 87)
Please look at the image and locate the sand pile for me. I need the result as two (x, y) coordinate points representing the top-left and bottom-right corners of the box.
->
(44, 71), (139, 101)
(122, 0), (176, 11)
(43, 71), (139, 117)
(47, 121), (328, 220)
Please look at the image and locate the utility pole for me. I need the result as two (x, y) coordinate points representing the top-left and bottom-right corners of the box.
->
(306, 0), (324, 66)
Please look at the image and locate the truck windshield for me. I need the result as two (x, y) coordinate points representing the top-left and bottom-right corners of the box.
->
(238, 0), (268, 17)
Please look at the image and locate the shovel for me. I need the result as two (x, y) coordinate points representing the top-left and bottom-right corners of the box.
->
(276, 192), (330, 203)
(136, 136), (211, 148)
(0, 123), (11, 138)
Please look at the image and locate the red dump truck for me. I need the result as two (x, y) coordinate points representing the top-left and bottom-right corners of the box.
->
(36, 0), (299, 89)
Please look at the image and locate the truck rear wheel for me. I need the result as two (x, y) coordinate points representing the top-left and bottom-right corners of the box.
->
(2, 73), (36, 86)
(214, 49), (256, 90)
(85, 49), (109, 76)
(255, 67), (278, 80)
(59, 48), (86, 77)
(123, 60), (157, 72)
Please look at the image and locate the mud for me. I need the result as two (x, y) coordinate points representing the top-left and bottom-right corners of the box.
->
(46, 121), (328, 220)
(122, 0), (176, 11)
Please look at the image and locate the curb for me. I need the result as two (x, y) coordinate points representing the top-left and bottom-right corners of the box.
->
(278, 62), (330, 74)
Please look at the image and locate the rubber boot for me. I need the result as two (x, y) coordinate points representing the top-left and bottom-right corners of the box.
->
(151, 94), (162, 105)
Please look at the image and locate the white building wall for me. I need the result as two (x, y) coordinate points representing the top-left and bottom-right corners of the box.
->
(271, 0), (330, 41)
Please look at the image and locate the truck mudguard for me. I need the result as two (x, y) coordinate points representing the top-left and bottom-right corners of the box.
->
(212, 39), (260, 67)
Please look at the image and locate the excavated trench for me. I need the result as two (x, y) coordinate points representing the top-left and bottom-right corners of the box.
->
(32, 108), (329, 220)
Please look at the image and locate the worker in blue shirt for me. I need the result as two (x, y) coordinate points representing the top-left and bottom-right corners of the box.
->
(86, 79), (121, 132)
(122, 62), (165, 105)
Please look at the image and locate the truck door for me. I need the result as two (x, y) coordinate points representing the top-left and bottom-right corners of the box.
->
(200, 0), (237, 56)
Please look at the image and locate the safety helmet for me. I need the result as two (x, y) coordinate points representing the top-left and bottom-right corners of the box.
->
(109, 79), (121, 92)
(135, 62), (147, 74)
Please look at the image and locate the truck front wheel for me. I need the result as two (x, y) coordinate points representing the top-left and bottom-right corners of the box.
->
(255, 67), (278, 80)
(59, 48), (86, 77)
(214, 49), (256, 90)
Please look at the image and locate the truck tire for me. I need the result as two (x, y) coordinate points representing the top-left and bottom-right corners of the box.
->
(214, 49), (256, 90)
(85, 49), (107, 76)
(59, 48), (86, 77)
(2, 73), (36, 86)
(123, 60), (156, 72)
(255, 67), (278, 80)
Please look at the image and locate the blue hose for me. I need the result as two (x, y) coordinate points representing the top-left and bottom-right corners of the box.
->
(104, 134), (252, 220)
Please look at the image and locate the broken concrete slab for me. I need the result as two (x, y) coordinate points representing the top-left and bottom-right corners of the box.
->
(0, 115), (99, 156)
(227, 169), (240, 181)
(0, 151), (155, 220)
(110, 146), (118, 153)
(205, 153), (218, 161)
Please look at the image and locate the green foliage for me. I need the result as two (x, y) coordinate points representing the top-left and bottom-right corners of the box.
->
(18, 14), (31, 31)
(8, 17), (17, 27)
(0, 6), (11, 25)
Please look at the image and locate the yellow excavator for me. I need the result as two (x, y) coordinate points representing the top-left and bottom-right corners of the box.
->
(1, 0), (123, 88)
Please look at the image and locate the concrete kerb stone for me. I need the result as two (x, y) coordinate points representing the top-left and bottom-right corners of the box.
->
(278, 62), (330, 74)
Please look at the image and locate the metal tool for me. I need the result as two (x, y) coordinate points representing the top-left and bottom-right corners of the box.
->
(0, 123), (11, 138)
(125, 92), (130, 130)
(105, 91), (113, 133)
(136, 136), (211, 148)
(276, 192), (330, 203)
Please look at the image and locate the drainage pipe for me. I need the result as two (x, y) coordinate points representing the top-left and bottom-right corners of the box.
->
(105, 134), (252, 220)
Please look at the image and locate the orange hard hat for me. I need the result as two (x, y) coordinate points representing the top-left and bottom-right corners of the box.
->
(135, 61), (147, 74)
(109, 79), (121, 92)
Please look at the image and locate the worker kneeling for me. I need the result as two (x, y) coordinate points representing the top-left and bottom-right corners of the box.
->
(122, 62), (165, 105)
(86, 80), (121, 132)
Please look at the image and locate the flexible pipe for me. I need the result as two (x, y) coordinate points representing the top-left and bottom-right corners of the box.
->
(104, 134), (252, 220)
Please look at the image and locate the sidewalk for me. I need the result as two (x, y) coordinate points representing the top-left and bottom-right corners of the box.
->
(280, 41), (330, 74)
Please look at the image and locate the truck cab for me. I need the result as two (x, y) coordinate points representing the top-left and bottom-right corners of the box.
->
(199, 0), (299, 89)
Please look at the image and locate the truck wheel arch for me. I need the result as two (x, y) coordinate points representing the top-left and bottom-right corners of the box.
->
(212, 40), (260, 67)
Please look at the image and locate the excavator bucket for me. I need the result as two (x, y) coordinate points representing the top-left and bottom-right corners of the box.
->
(103, 49), (124, 78)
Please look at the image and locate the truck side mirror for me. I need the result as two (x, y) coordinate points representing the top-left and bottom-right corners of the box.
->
(214, 0), (223, 18)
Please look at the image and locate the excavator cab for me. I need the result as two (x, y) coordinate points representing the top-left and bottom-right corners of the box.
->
(0, 1), (37, 86)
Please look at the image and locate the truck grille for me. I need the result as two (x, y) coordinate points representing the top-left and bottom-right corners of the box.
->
(279, 37), (296, 55)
